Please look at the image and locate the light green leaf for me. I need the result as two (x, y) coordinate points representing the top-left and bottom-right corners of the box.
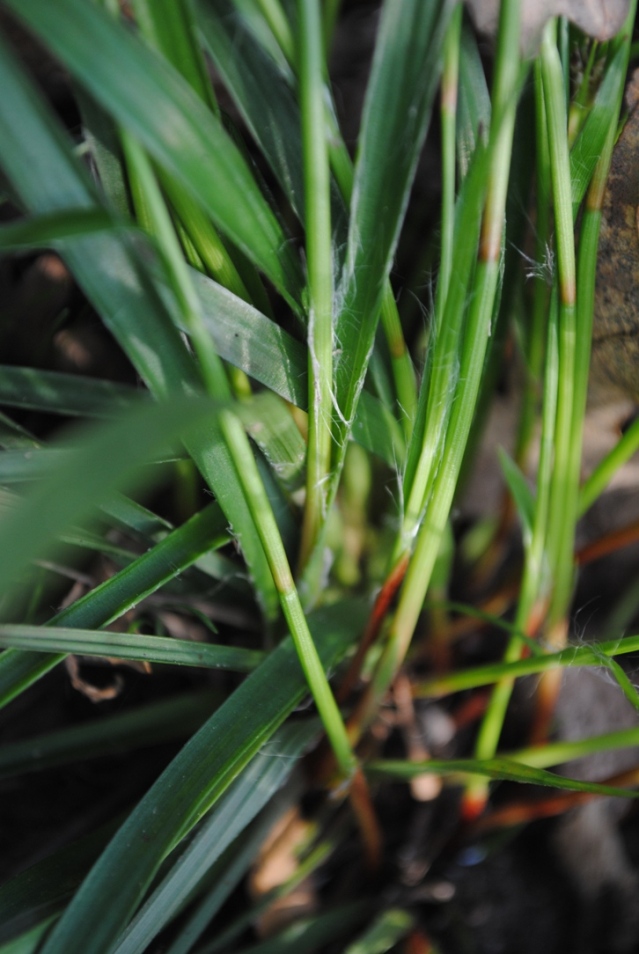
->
(0, 625), (262, 672)
(570, 45), (627, 217)
(457, 21), (490, 177)
(343, 909), (414, 954)
(497, 447), (535, 541)
(368, 755), (639, 798)
(192, 270), (405, 466)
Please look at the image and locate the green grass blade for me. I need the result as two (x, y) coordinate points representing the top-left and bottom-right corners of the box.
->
(37, 600), (363, 954)
(497, 448), (535, 542)
(77, 89), (131, 218)
(220, 410), (357, 778)
(343, 909), (414, 954)
(130, 0), (216, 109)
(570, 45), (627, 217)
(0, 35), (278, 619)
(112, 722), (315, 954)
(0, 820), (123, 946)
(416, 633), (639, 697)
(0, 919), (55, 954)
(368, 756), (639, 799)
(0, 32), (199, 401)
(229, 903), (372, 954)
(163, 808), (283, 954)
(0, 691), (219, 780)
(192, 270), (404, 467)
(457, 21), (490, 177)
(0, 499), (230, 707)
(0, 625), (262, 672)
(333, 0), (450, 450)
(297, 0), (336, 563)
(0, 209), (114, 247)
(2, 0), (304, 307)
(238, 393), (306, 491)
(0, 399), (215, 602)
(196, 0), (304, 218)
(0, 367), (137, 418)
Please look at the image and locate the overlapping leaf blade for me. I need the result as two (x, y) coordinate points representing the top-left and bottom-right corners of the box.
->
(0, 30), (279, 618)
(333, 0), (451, 449)
(38, 601), (365, 954)
(111, 722), (314, 954)
(0, 497), (231, 708)
(0, 0), (303, 307)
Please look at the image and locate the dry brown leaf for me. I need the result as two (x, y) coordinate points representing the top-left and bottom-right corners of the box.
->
(249, 807), (317, 937)
(65, 655), (125, 703)
(464, 0), (629, 55)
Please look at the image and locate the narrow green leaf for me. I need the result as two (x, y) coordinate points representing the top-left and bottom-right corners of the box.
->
(0, 33), (278, 619)
(0, 366), (137, 418)
(416, 633), (639, 697)
(343, 909), (414, 954)
(457, 21), (490, 177)
(2, 0), (304, 307)
(0, 691), (219, 780)
(0, 31), (199, 402)
(0, 398), (216, 601)
(112, 722), (315, 954)
(229, 903), (372, 954)
(130, 0), (216, 109)
(0, 919), (55, 954)
(163, 808), (282, 954)
(192, 270), (405, 466)
(77, 89), (132, 218)
(0, 414), (39, 451)
(497, 447), (535, 541)
(368, 756), (639, 798)
(0, 209), (113, 247)
(237, 393), (306, 491)
(38, 601), (364, 954)
(0, 499), (230, 708)
(333, 0), (450, 448)
(195, 0), (304, 218)
(0, 625), (262, 672)
(570, 45), (627, 217)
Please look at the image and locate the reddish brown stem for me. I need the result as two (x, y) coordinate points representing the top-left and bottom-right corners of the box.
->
(336, 553), (409, 703)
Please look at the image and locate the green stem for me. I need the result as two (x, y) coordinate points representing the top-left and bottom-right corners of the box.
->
(359, 0), (522, 728)
(120, 131), (229, 400)
(439, 3), (462, 307)
(579, 414), (639, 514)
(297, 0), (335, 569)
(256, 0), (296, 65)
(540, 22), (578, 634)
(261, 4), (417, 443)
(416, 632), (639, 697)
(219, 410), (356, 779)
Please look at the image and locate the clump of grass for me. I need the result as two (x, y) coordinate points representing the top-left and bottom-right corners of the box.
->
(0, 1), (637, 951)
